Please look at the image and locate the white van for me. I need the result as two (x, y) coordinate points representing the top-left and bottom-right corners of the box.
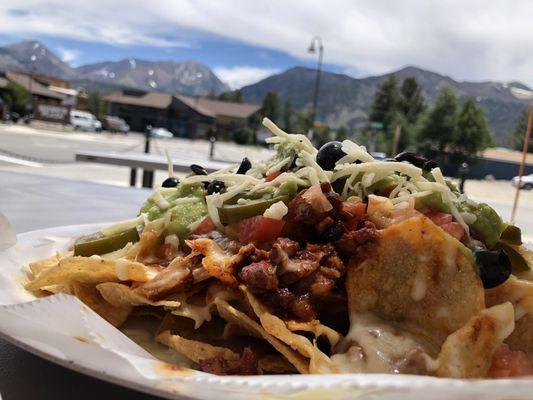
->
(70, 110), (102, 132)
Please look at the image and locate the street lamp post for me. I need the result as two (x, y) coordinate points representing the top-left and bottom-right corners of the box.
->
(27, 54), (37, 115)
(307, 36), (323, 140)
(509, 87), (533, 224)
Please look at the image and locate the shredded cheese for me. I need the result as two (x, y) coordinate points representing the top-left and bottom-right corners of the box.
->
(101, 215), (143, 236)
(263, 201), (288, 220)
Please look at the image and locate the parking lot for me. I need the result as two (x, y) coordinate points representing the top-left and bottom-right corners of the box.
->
(1, 122), (532, 241)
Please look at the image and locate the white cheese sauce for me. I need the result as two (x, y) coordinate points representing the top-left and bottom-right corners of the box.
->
(331, 313), (438, 374)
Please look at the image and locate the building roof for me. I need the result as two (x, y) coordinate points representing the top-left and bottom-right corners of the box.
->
(104, 91), (173, 109)
(176, 95), (261, 119)
(5, 72), (65, 100)
(104, 89), (260, 120)
(482, 147), (533, 165)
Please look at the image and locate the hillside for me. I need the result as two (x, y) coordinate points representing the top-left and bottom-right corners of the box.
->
(240, 66), (531, 144)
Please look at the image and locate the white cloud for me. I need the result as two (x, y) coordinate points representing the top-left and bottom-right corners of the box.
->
(2, 1), (533, 86)
(57, 46), (80, 63)
(214, 66), (280, 89)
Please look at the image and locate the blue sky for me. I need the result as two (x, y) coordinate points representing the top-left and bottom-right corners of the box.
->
(1, 1), (533, 89)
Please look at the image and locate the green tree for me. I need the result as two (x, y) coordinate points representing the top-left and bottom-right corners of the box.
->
(453, 97), (493, 155)
(335, 126), (348, 142)
(206, 90), (217, 100)
(282, 99), (293, 132)
(399, 77), (426, 123)
(313, 124), (331, 148)
(388, 111), (414, 153)
(369, 75), (399, 131)
(1, 81), (31, 115)
(86, 91), (106, 119)
(217, 90), (242, 103)
(511, 108), (533, 153)
(233, 125), (255, 145)
(292, 110), (313, 134)
(261, 91), (280, 124)
(418, 84), (458, 152)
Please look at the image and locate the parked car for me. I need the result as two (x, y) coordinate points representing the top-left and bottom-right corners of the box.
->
(149, 127), (174, 138)
(512, 174), (533, 190)
(70, 110), (102, 132)
(102, 116), (130, 133)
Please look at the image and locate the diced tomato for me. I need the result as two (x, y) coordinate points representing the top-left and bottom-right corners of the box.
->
(192, 216), (216, 235)
(425, 211), (453, 226)
(489, 344), (533, 378)
(424, 211), (464, 240)
(238, 216), (285, 244)
(342, 201), (366, 230)
(265, 171), (282, 182)
(440, 221), (465, 240)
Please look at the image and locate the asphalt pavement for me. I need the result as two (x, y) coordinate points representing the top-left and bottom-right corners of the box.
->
(0, 122), (531, 240)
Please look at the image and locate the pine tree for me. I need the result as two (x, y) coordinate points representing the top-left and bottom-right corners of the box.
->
(261, 91), (280, 124)
(336, 126), (348, 142)
(2, 82), (31, 116)
(453, 97), (493, 155)
(282, 99), (293, 132)
(511, 108), (533, 153)
(399, 77), (425, 123)
(418, 85), (458, 152)
(86, 91), (106, 119)
(369, 75), (399, 130)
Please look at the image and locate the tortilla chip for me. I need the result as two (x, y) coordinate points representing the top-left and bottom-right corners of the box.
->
(240, 286), (337, 373)
(96, 282), (181, 308)
(286, 320), (342, 348)
(346, 216), (485, 346)
(25, 256), (153, 292)
(437, 302), (515, 378)
(28, 253), (61, 277)
(71, 282), (132, 327)
(214, 298), (310, 374)
(156, 330), (239, 364)
(486, 276), (533, 358)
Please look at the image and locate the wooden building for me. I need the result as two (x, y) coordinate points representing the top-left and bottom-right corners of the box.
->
(104, 89), (261, 138)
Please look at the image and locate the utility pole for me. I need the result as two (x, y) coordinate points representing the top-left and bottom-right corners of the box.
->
(307, 36), (323, 140)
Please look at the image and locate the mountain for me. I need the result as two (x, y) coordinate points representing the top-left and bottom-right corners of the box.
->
(0, 40), (529, 144)
(241, 66), (531, 145)
(75, 59), (229, 96)
(0, 41), (228, 96)
(3, 40), (74, 79)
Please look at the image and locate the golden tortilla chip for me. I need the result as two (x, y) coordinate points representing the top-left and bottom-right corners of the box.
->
(437, 302), (515, 378)
(28, 253), (61, 277)
(71, 282), (132, 327)
(486, 276), (533, 358)
(286, 320), (342, 348)
(346, 216), (485, 346)
(96, 282), (181, 308)
(240, 286), (337, 373)
(214, 298), (310, 374)
(25, 256), (154, 292)
(156, 330), (239, 364)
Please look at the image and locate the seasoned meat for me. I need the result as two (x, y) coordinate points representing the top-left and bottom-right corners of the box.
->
(335, 220), (378, 256)
(290, 294), (317, 321)
(136, 255), (197, 300)
(239, 261), (279, 294)
(200, 347), (258, 375)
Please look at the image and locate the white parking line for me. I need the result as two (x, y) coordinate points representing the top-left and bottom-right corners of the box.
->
(0, 154), (43, 167)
